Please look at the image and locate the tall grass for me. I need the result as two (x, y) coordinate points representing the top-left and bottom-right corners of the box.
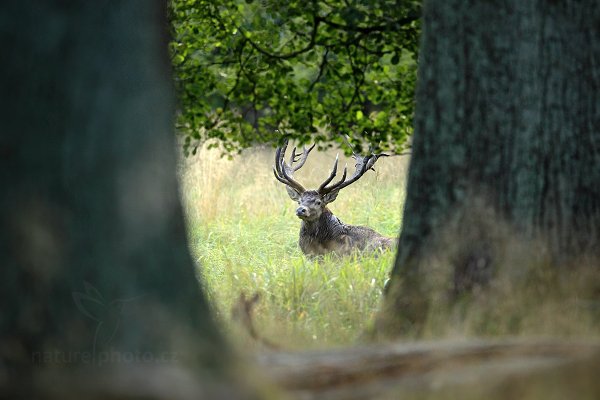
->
(179, 143), (600, 351)
(179, 143), (408, 349)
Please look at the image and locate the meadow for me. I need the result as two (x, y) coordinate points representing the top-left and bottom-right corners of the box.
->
(178, 143), (408, 349)
(179, 143), (600, 351)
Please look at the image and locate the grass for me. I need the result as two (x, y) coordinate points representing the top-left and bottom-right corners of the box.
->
(178, 143), (408, 349)
(179, 143), (600, 351)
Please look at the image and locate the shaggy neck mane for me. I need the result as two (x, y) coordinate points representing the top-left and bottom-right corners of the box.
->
(300, 208), (346, 240)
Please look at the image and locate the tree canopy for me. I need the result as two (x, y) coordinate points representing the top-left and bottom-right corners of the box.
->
(168, 0), (420, 155)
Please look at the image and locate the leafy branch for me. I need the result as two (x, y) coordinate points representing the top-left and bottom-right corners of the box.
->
(169, 0), (421, 155)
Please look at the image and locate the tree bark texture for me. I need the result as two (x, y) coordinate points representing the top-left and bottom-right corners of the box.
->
(384, 1), (600, 328)
(0, 1), (235, 397)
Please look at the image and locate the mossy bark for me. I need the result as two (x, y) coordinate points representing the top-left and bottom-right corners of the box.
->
(382, 0), (600, 332)
(0, 1), (240, 397)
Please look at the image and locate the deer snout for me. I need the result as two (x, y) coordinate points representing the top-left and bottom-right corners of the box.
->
(296, 206), (309, 217)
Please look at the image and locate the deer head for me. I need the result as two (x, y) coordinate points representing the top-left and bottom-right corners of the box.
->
(273, 139), (387, 222)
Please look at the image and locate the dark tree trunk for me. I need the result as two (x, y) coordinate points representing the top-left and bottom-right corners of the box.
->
(0, 1), (244, 398)
(382, 1), (600, 331)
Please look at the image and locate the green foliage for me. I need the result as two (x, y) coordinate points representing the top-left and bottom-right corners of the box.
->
(169, 0), (420, 155)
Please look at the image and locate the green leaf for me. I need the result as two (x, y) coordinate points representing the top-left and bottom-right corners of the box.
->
(168, 0), (420, 155)
(173, 54), (185, 64)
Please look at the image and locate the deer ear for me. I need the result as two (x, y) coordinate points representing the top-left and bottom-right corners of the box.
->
(286, 186), (302, 201)
(322, 190), (339, 204)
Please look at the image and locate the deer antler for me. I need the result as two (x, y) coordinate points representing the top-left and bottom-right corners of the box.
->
(318, 136), (388, 195)
(273, 139), (315, 194)
(289, 143), (316, 173)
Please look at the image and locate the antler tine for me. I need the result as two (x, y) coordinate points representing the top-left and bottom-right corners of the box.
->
(274, 142), (287, 176)
(273, 140), (307, 194)
(318, 154), (340, 191)
(289, 147), (297, 166)
(319, 155), (370, 194)
(332, 163), (348, 187)
(273, 146), (289, 185)
(319, 136), (387, 194)
(291, 143), (315, 172)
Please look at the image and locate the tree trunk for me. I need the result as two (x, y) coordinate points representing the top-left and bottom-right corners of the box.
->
(0, 1), (245, 398)
(381, 0), (600, 332)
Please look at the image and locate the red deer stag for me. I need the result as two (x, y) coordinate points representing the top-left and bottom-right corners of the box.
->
(273, 140), (394, 256)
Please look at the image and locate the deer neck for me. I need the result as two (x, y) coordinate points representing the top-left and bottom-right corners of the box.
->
(300, 208), (345, 239)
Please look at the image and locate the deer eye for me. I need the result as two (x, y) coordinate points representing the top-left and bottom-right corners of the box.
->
(315, 200), (322, 206)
